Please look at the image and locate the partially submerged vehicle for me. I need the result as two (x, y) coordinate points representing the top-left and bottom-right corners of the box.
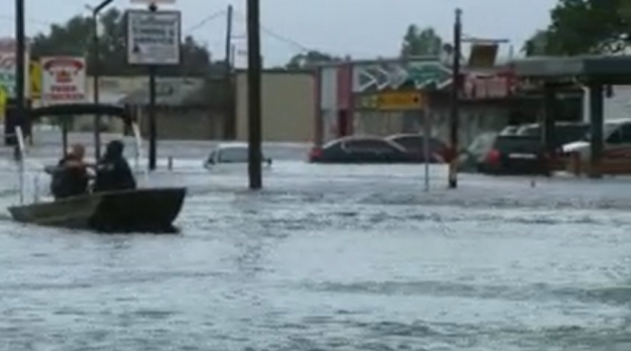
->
(385, 133), (448, 163)
(8, 103), (186, 233)
(308, 136), (416, 163)
(204, 142), (272, 170)
(458, 133), (549, 176)
(563, 118), (631, 176)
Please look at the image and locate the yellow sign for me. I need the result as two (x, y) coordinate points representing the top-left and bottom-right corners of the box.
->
(0, 86), (6, 120)
(377, 91), (422, 110)
(29, 60), (42, 99)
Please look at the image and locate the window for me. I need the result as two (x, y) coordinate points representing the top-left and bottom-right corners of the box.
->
(467, 133), (496, 155)
(344, 139), (400, 153)
(607, 123), (631, 144)
(219, 147), (249, 162)
(218, 147), (267, 163)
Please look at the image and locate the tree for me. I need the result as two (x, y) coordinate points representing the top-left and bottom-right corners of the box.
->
(284, 50), (344, 69)
(400, 25), (443, 57)
(522, 30), (553, 56)
(30, 8), (214, 76)
(536, 0), (629, 55)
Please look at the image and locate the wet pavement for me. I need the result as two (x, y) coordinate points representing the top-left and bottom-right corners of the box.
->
(1, 133), (631, 350)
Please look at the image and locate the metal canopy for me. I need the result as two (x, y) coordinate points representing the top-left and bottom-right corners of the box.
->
(512, 55), (631, 79)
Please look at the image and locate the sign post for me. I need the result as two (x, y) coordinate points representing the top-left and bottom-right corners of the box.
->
(125, 4), (181, 171)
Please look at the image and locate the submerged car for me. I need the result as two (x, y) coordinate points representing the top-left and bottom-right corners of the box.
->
(517, 121), (589, 171)
(385, 133), (448, 163)
(459, 133), (549, 175)
(308, 136), (415, 163)
(563, 118), (631, 175)
(204, 143), (272, 169)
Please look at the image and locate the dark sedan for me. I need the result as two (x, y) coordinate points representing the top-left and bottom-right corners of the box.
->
(308, 136), (416, 163)
(385, 133), (448, 163)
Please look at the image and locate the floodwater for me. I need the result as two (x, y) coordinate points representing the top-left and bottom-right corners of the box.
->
(1, 133), (631, 350)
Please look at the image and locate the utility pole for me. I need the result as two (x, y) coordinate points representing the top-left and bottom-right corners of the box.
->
(15, 0), (26, 136)
(246, 0), (262, 189)
(147, 3), (158, 171)
(448, 8), (462, 189)
(223, 5), (234, 139)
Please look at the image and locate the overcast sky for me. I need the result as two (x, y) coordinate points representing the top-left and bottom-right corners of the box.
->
(0, 0), (556, 66)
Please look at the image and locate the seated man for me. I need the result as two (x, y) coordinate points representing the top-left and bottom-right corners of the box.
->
(93, 140), (136, 193)
(49, 143), (90, 199)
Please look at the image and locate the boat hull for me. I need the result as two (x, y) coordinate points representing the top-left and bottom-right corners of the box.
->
(8, 187), (186, 233)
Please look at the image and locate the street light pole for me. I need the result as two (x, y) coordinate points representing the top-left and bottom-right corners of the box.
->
(91, 0), (114, 159)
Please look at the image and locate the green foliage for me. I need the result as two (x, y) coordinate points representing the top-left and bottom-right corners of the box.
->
(284, 50), (345, 69)
(30, 8), (215, 76)
(400, 25), (443, 57)
(526, 0), (631, 56)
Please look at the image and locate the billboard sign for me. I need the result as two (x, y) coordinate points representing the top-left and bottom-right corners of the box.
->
(126, 9), (181, 65)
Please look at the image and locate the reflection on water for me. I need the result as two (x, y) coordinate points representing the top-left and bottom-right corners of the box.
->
(0, 136), (631, 350)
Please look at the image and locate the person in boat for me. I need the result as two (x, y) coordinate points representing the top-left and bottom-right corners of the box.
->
(49, 143), (91, 199)
(92, 140), (137, 193)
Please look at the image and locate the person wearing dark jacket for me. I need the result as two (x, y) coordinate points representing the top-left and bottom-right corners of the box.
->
(49, 143), (90, 199)
(93, 140), (137, 193)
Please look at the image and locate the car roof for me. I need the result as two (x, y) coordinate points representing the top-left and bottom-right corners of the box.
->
(385, 133), (441, 140)
(325, 135), (383, 144)
(217, 142), (248, 149)
(386, 133), (422, 139)
(605, 118), (631, 125)
(519, 121), (588, 129)
(323, 135), (405, 148)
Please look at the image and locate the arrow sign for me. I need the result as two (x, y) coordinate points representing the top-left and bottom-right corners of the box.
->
(376, 91), (423, 110)
(405, 61), (452, 89)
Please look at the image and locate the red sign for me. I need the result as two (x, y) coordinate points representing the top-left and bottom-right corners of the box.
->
(41, 56), (86, 103)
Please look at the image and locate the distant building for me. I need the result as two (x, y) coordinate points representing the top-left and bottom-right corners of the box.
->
(235, 69), (315, 142)
(119, 77), (227, 140)
(59, 71), (317, 142)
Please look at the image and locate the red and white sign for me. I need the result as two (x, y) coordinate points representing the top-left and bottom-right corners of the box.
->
(41, 56), (86, 104)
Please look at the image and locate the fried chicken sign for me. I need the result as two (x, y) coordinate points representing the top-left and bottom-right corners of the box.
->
(41, 56), (86, 104)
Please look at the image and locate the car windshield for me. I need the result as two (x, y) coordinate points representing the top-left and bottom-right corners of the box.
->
(389, 135), (446, 152)
(219, 147), (249, 162)
(584, 123), (619, 141)
(466, 132), (497, 155)
(217, 147), (267, 162)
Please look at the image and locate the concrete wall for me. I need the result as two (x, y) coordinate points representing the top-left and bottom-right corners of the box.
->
(235, 70), (315, 142)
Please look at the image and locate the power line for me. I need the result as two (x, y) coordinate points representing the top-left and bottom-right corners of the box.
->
(185, 9), (227, 34)
(231, 10), (315, 53)
(0, 15), (54, 27)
